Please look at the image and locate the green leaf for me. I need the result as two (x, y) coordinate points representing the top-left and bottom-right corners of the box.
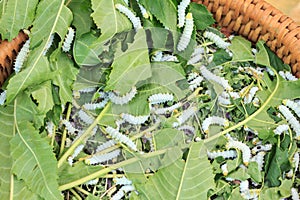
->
(228, 36), (254, 62)
(73, 32), (103, 66)
(6, 0), (73, 102)
(255, 40), (271, 68)
(51, 51), (79, 105)
(91, 0), (132, 42)
(13, 178), (40, 200)
(140, 0), (177, 30)
(0, 0), (39, 40)
(31, 81), (54, 114)
(10, 122), (62, 199)
(190, 3), (215, 30)
(73, 65), (103, 91)
(137, 141), (215, 199)
(68, 0), (93, 37)
(0, 105), (15, 198)
(106, 29), (152, 94)
(154, 128), (185, 149)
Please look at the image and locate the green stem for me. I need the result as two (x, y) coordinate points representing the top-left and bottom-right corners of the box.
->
(69, 188), (82, 200)
(57, 103), (111, 168)
(59, 148), (168, 191)
(59, 103), (72, 156)
(204, 70), (279, 144)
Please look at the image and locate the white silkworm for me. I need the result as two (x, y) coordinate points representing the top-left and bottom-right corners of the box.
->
(291, 188), (300, 200)
(115, 4), (142, 31)
(173, 106), (197, 127)
(251, 144), (272, 155)
(120, 113), (149, 125)
(221, 163), (228, 176)
(278, 105), (300, 139)
(239, 180), (260, 200)
(207, 150), (237, 159)
(136, 0), (149, 18)
(68, 144), (84, 166)
(78, 87), (97, 93)
(177, 12), (194, 52)
(202, 116), (229, 134)
(86, 149), (121, 165)
(188, 75), (203, 91)
(283, 99), (300, 118)
(148, 93), (173, 105)
(152, 51), (163, 61)
(115, 176), (132, 186)
(62, 119), (78, 135)
(153, 102), (182, 115)
(109, 87), (137, 105)
(111, 185), (135, 200)
(14, 39), (30, 73)
(43, 34), (54, 55)
(273, 124), (289, 135)
(203, 31), (230, 49)
(83, 99), (108, 110)
(199, 65), (233, 91)
(293, 152), (299, 174)
(0, 90), (7, 105)
(227, 139), (251, 166)
(45, 121), (55, 136)
(177, 0), (190, 28)
(285, 71), (298, 81)
(106, 126), (137, 151)
(160, 54), (179, 62)
(244, 86), (259, 104)
(188, 47), (205, 65)
(177, 125), (195, 134)
(96, 140), (116, 152)
(251, 151), (266, 171)
(78, 109), (94, 125)
(62, 27), (75, 52)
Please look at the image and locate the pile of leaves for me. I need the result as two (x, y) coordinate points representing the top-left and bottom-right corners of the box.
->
(0, 0), (299, 199)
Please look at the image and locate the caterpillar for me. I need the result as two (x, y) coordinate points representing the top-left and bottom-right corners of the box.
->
(226, 139), (251, 166)
(291, 188), (299, 200)
(188, 75), (203, 91)
(278, 105), (300, 139)
(85, 149), (121, 165)
(199, 65), (233, 91)
(105, 126), (137, 151)
(202, 116), (229, 134)
(111, 185), (135, 200)
(13, 39), (30, 73)
(273, 124), (289, 135)
(115, 176), (132, 186)
(109, 87), (137, 105)
(0, 30), (29, 87)
(206, 149), (237, 159)
(160, 54), (179, 62)
(115, 4), (142, 31)
(251, 143), (272, 155)
(239, 180), (260, 200)
(45, 121), (55, 136)
(67, 144), (84, 166)
(283, 99), (300, 118)
(151, 51), (163, 61)
(83, 99), (109, 110)
(43, 34), (54, 55)
(78, 87), (97, 93)
(243, 86), (259, 104)
(62, 119), (79, 135)
(153, 102), (182, 115)
(0, 90), (7, 105)
(148, 93), (174, 105)
(120, 113), (149, 125)
(177, 125), (195, 135)
(177, 13), (194, 52)
(62, 27), (75, 52)
(187, 47), (205, 65)
(221, 163), (228, 176)
(203, 31), (230, 49)
(279, 71), (298, 81)
(251, 151), (266, 171)
(177, 0), (190, 28)
(96, 140), (116, 152)
(293, 152), (299, 174)
(136, 0), (149, 18)
(78, 109), (94, 125)
(173, 106), (197, 127)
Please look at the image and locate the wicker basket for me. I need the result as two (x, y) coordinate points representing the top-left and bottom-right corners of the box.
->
(193, 0), (300, 77)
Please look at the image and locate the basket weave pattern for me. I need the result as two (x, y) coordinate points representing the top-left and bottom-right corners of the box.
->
(193, 0), (300, 77)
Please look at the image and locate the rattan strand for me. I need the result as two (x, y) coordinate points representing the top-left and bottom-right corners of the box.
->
(193, 0), (300, 77)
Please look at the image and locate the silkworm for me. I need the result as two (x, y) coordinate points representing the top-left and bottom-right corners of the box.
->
(177, 13), (194, 52)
